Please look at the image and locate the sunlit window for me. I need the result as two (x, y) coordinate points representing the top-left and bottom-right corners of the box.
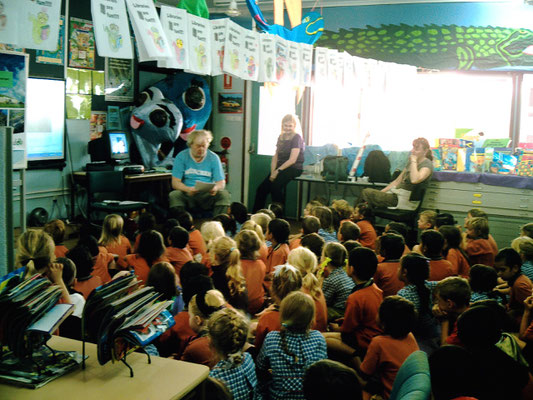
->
(519, 74), (533, 146)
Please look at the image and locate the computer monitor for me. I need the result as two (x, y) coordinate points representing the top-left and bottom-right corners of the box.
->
(108, 131), (130, 163)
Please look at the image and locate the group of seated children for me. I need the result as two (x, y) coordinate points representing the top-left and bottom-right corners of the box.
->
(5, 199), (533, 400)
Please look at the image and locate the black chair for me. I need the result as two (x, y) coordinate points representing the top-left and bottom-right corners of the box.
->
(87, 171), (148, 223)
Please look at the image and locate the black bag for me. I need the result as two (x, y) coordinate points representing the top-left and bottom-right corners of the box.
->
(321, 156), (349, 182)
(363, 150), (391, 183)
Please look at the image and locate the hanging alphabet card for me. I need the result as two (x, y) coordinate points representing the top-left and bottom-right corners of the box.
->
(125, 0), (171, 62)
(210, 18), (228, 76)
(274, 36), (289, 85)
(314, 47), (328, 85)
(91, 0), (133, 59)
(287, 41), (300, 86)
(186, 14), (211, 75)
(258, 33), (275, 83)
(300, 42), (313, 87)
(223, 20), (246, 80)
(159, 6), (189, 70)
(241, 30), (259, 82)
(19, 0), (62, 52)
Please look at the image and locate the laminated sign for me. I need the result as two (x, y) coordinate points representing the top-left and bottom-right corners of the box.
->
(327, 48), (339, 83)
(223, 20), (245, 79)
(274, 36), (289, 85)
(258, 33), (275, 83)
(314, 47), (328, 85)
(186, 14), (211, 75)
(125, 0), (171, 62)
(287, 41), (300, 86)
(19, 0), (62, 51)
(91, 0), (133, 59)
(242, 30), (259, 82)
(159, 6), (189, 70)
(0, 0), (19, 47)
(210, 18), (228, 76)
(300, 43), (313, 87)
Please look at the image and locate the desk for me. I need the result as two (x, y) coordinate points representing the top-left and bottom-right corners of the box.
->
(0, 336), (209, 400)
(295, 175), (387, 218)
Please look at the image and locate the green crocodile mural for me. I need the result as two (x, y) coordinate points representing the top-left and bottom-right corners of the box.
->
(316, 24), (533, 70)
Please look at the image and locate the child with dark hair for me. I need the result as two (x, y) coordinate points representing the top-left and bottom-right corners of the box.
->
(420, 230), (454, 281)
(324, 247), (383, 363)
(469, 264), (505, 304)
(125, 230), (167, 286)
(289, 215), (320, 250)
(43, 219), (68, 258)
(439, 225), (470, 278)
(320, 242), (352, 320)
(134, 212), (156, 251)
(522, 222), (533, 239)
(374, 233), (405, 297)
(228, 201), (248, 233)
(147, 261), (184, 315)
(328, 206), (341, 232)
(464, 216), (495, 266)
(161, 218), (180, 247)
(257, 291), (327, 400)
(342, 240), (361, 254)
(338, 220), (360, 244)
(351, 203), (377, 250)
(265, 218), (291, 287)
(165, 226), (193, 276)
(434, 277), (471, 346)
(77, 234), (115, 283)
(312, 206), (338, 243)
(68, 245), (102, 299)
(56, 257), (85, 318)
(300, 232), (325, 261)
(268, 202), (284, 219)
(435, 213), (456, 229)
(384, 222), (410, 256)
(303, 359), (363, 400)
(213, 213), (237, 237)
(176, 210), (208, 261)
(358, 296), (419, 399)
(495, 247), (533, 326)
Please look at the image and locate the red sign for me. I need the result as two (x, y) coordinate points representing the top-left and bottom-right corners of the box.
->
(223, 74), (232, 89)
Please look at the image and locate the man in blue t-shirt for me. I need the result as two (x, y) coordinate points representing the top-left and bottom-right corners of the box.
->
(169, 130), (230, 216)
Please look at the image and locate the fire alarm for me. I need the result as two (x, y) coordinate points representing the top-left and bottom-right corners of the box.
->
(221, 137), (231, 150)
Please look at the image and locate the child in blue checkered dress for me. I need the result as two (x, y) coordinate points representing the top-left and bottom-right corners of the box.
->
(312, 206), (339, 243)
(208, 308), (258, 400)
(256, 291), (328, 400)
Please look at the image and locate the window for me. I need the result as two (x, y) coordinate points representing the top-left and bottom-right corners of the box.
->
(519, 74), (533, 146)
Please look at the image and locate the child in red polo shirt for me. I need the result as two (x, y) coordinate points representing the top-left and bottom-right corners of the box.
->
(125, 230), (167, 285)
(440, 225), (470, 279)
(352, 203), (377, 250)
(68, 245), (102, 299)
(324, 247), (383, 365)
(420, 230), (455, 281)
(374, 233), (405, 297)
(44, 219), (69, 258)
(175, 210), (207, 261)
(99, 214), (133, 269)
(289, 216), (320, 250)
(77, 234), (114, 284)
(264, 219), (291, 287)
(133, 212), (156, 251)
(464, 217), (495, 267)
(165, 226), (193, 276)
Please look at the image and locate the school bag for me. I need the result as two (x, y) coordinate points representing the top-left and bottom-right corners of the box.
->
(363, 150), (391, 183)
(321, 155), (349, 183)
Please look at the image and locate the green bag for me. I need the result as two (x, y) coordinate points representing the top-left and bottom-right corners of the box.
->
(321, 156), (349, 182)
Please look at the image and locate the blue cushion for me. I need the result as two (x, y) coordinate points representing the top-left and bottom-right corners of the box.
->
(389, 351), (431, 400)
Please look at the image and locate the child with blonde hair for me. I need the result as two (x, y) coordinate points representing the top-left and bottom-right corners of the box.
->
(512, 236), (533, 282)
(210, 236), (248, 311)
(418, 210), (437, 231)
(320, 242), (353, 321)
(241, 219), (268, 264)
(250, 212), (272, 240)
(208, 308), (258, 400)
(331, 199), (353, 224)
(99, 214), (133, 269)
(465, 208), (498, 255)
(257, 291), (327, 400)
(43, 219), (68, 258)
(312, 206), (338, 243)
(200, 220), (225, 271)
(465, 217), (494, 267)
(235, 229), (267, 315)
(183, 290), (225, 367)
(288, 247), (328, 331)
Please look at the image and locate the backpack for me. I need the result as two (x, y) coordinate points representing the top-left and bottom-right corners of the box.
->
(321, 156), (349, 183)
(363, 150), (391, 183)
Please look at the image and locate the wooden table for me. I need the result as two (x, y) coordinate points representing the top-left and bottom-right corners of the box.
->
(0, 336), (209, 400)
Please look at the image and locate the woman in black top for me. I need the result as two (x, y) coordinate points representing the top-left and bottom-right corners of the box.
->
(253, 114), (305, 212)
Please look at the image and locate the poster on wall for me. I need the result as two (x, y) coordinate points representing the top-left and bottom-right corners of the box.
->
(89, 111), (106, 140)
(0, 0), (18, 47)
(314, 47), (328, 85)
(104, 57), (134, 102)
(242, 30), (259, 82)
(218, 93), (243, 114)
(186, 14), (211, 75)
(300, 43), (313, 87)
(210, 18), (228, 76)
(19, 0), (62, 52)
(159, 6), (190, 70)
(91, 0), (133, 59)
(287, 41), (300, 86)
(69, 18), (96, 69)
(36, 16), (65, 65)
(258, 33), (275, 83)
(274, 36), (289, 85)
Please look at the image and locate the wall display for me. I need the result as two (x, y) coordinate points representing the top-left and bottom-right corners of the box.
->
(69, 18), (96, 69)
(218, 93), (243, 114)
(258, 33), (275, 83)
(66, 68), (79, 94)
(274, 36), (289, 85)
(66, 94), (91, 120)
(210, 18), (228, 76)
(0, 51), (27, 109)
(314, 47), (328, 85)
(90, 111), (106, 140)
(36, 16), (65, 65)
(326, 48), (340, 83)
(299, 43), (312, 87)
(223, 21), (245, 79)
(186, 13), (211, 75)
(92, 70), (105, 95)
(0, 0), (18, 47)
(104, 57), (134, 102)
(241, 30), (259, 82)
(287, 41), (300, 86)
(125, 0), (172, 62)
(107, 105), (121, 130)
(0, 44), (24, 52)
(159, 6), (190, 70)
(19, 0), (62, 52)
(91, 0), (134, 59)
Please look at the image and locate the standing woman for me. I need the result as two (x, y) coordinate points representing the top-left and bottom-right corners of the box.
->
(253, 114), (305, 212)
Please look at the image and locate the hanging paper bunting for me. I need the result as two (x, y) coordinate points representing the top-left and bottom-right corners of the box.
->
(0, 0), (19, 47)
(159, 6), (190, 69)
(125, 0), (171, 62)
(326, 48), (340, 83)
(274, 35), (289, 85)
(186, 13), (211, 75)
(210, 18), (229, 76)
(299, 42), (313, 87)
(91, 0), (133, 59)
(223, 20), (246, 79)
(241, 29), (259, 82)
(314, 47), (328, 85)
(342, 51), (355, 87)
(19, 0), (62, 51)
(287, 41), (300, 86)
(258, 33), (276, 83)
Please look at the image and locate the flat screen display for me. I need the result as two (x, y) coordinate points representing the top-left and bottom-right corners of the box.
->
(108, 131), (129, 161)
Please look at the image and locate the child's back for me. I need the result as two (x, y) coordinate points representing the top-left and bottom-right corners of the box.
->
(374, 233), (406, 297)
(240, 258), (266, 314)
(355, 220), (377, 249)
(105, 234), (133, 268)
(466, 238), (495, 266)
(165, 246), (193, 276)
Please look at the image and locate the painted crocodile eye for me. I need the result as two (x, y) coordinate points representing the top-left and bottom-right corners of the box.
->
(134, 91), (150, 107)
(149, 109), (168, 128)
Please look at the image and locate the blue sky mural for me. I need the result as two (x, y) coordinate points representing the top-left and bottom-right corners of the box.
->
(0, 52), (27, 108)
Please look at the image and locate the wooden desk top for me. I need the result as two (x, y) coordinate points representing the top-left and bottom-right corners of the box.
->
(0, 336), (209, 400)
(296, 175), (387, 187)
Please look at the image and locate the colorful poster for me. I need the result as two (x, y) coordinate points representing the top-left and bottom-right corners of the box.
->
(274, 36), (289, 85)
(107, 105), (121, 130)
(222, 21), (245, 79)
(89, 111), (106, 140)
(210, 18), (228, 76)
(125, 0), (172, 62)
(218, 93), (243, 114)
(258, 33), (275, 83)
(19, 0), (61, 51)
(0, 51), (28, 109)
(36, 15), (65, 65)
(159, 6), (190, 70)
(0, 0), (18, 47)
(314, 47), (328, 85)
(300, 43), (313, 87)
(91, 0), (133, 59)
(66, 94), (91, 119)
(186, 14), (211, 75)
(92, 70), (105, 95)
(287, 41), (300, 86)
(69, 18), (95, 69)
(105, 57), (134, 101)
(242, 30), (259, 82)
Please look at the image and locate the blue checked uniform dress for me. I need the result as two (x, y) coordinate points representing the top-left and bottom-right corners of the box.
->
(210, 352), (258, 400)
(397, 281), (438, 311)
(318, 229), (339, 243)
(522, 261), (533, 283)
(256, 330), (327, 400)
(322, 267), (355, 310)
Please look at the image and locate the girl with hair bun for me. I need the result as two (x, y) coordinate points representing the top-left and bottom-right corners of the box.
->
(210, 236), (248, 311)
(208, 308), (258, 400)
(288, 247), (328, 331)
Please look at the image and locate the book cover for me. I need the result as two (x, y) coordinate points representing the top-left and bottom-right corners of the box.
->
(27, 303), (74, 335)
(489, 152), (518, 175)
(431, 148), (442, 171)
(441, 147), (458, 171)
(465, 148), (485, 173)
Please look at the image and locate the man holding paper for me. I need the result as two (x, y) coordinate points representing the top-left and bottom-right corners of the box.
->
(169, 130), (230, 216)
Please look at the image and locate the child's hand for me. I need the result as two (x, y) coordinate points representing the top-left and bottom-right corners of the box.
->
(328, 322), (340, 332)
(494, 282), (510, 294)
(432, 303), (447, 318)
(524, 296), (533, 311)
(47, 262), (64, 284)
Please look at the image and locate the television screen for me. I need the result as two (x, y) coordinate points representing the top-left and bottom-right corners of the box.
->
(108, 131), (129, 161)
(25, 78), (65, 161)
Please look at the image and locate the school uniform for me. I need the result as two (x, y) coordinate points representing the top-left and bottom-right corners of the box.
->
(509, 274), (533, 314)
(91, 246), (114, 284)
(254, 307), (281, 350)
(125, 254), (167, 286)
(240, 259), (266, 315)
(429, 258), (455, 281)
(259, 243), (268, 265)
(74, 275), (102, 299)
(356, 220), (377, 250)
(210, 352), (258, 400)
(211, 263), (249, 312)
(318, 228), (338, 243)
(311, 291), (328, 332)
(446, 248), (470, 278)
(322, 267), (355, 312)
(521, 260), (533, 283)
(265, 243), (289, 290)
(374, 260), (404, 297)
(180, 333), (216, 368)
(157, 310), (195, 358)
(289, 237), (301, 250)
(466, 238), (495, 267)
(165, 246), (193, 276)
(105, 235), (133, 269)
(188, 229), (207, 259)
(55, 245), (68, 258)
